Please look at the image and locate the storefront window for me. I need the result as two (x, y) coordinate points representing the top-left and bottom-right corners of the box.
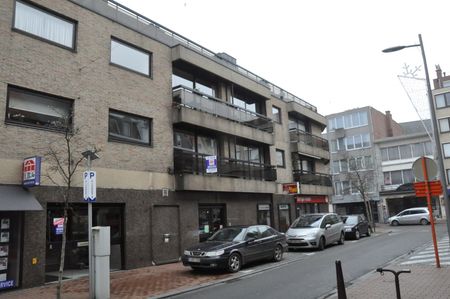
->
(46, 204), (124, 275)
(198, 205), (226, 242)
(0, 212), (21, 291)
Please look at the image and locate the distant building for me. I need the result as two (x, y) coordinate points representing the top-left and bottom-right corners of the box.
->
(374, 120), (444, 222)
(326, 107), (402, 221)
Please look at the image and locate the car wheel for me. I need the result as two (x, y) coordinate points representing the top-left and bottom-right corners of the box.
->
(227, 253), (242, 273)
(420, 219), (429, 225)
(273, 245), (283, 262)
(318, 237), (325, 251)
(354, 230), (360, 240)
(338, 232), (345, 245)
(391, 220), (399, 226)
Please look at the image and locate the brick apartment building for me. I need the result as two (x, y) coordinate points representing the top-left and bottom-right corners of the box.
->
(0, 0), (331, 290)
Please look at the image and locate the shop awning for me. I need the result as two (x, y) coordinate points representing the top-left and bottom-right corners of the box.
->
(0, 186), (43, 211)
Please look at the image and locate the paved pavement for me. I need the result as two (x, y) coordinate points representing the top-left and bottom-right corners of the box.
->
(325, 222), (450, 299)
(3, 223), (450, 299)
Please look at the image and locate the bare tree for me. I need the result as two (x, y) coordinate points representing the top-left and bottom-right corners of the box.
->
(345, 157), (376, 233)
(41, 113), (99, 299)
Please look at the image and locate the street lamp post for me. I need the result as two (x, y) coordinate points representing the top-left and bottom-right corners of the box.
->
(383, 34), (450, 243)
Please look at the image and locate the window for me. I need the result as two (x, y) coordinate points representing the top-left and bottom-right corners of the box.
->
(381, 148), (389, 161)
(447, 169), (450, 184)
(435, 92), (450, 108)
(6, 85), (73, 130)
(439, 118), (450, 133)
(272, 106), (281, 123)
(345, 134), (370, 150)
(383, 170), (414, 185)
(328, 111), (368, 131)
(174, 131), (195, 151)
(412, 143), (425, 157)
(335, 182), (343, 195)
(443, 143), (450, 158)
(388, 147), (400, 160)
(108, 110), (151, 145)
(399, 145), (412, 159)
(110, 38), (151, 76)
(13, 0), (76, 49)
(288, 118), (306, 131)
(197, 136), (217, 155)
(276, 149), (285, 168)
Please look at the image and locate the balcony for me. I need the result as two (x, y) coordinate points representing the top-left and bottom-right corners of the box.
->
(173, 86), (274, 145)
(286, 101), (327, 128)
(173, 148), (277, 193)
(290, 129), (330, 161)
(293, 170), (333, 195)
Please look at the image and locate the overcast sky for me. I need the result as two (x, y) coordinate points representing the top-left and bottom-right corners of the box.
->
(117, 0), (450, 123)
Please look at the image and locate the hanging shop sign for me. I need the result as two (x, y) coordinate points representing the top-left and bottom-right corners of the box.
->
(205, 155), (217, 173)
(22, 156), (41, 187)
(282, 182), (300, 194)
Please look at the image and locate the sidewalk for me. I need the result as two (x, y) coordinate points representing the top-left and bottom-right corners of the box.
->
(326, 264), (450, 299)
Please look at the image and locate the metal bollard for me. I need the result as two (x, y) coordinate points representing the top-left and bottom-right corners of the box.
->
(376, 268), (411, 299)
(336, 260), (347, 299)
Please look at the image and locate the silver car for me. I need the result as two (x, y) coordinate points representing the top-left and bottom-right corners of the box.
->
(388, 207), (430, 226)
(285, 213), (345, 251)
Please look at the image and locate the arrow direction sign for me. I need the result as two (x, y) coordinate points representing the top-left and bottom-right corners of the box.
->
(83, 171), (96, 202)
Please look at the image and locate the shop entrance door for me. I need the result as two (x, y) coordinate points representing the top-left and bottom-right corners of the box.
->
(198, 205), (226, 242)
(152, 206), (180, 264)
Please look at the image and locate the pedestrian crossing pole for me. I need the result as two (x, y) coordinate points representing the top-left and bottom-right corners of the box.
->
(421, 156), (440, 268)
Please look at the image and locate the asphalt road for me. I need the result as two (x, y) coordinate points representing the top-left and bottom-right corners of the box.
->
(171, 223), (447, 299)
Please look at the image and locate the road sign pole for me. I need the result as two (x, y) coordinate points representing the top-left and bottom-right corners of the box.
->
(421, 156), (440, 268)
(87, 155), (94, 299)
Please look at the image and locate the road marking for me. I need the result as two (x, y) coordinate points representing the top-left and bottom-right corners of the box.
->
(401, 237), (450, 266)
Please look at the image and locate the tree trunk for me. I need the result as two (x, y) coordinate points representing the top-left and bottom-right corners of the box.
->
(56, 201), (69, 299)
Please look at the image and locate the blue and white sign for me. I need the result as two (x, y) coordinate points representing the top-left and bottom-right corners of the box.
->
(205, 155), (217, 173)
(83, 171), (96, 202)
(22, 156), (41, 187)
(0, 280), (15, 290)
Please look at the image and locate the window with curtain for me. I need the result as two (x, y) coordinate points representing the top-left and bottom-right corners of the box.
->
(111, 38), (151, 76)
(443, 143), (450, 158)
(14, 0), (76, 49)
(6, 85), (73, 130)
(108, 110), (151, 145)
(174, 131), (195, 151)
(439, 118), (450, 133)
(275, 149), (285, 167)
(197, 136), (217, 155)
(435, 92), (450, 108)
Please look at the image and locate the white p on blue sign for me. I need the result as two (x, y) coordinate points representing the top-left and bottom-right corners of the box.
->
(83, 171), (96, 202)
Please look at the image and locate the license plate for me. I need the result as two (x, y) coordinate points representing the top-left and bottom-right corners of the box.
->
(289, 239), (303, 243)
(188, 257), (201, 263)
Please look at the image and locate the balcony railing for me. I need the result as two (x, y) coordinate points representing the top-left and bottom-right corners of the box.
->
(293, 170), (332, 186)
(174, 148), (277, 181)
(289, 129), (329, 151)
(173, 86), (274, 133)
(103, 0), (317, 113)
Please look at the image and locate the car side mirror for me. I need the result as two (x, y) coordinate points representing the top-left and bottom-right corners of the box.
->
(325, 224), (331, 229)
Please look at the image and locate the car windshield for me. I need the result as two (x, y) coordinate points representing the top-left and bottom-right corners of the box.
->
(207, 227), (246, 242)
(291, 215), (323, 228)
(343, 216), (358, 225)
